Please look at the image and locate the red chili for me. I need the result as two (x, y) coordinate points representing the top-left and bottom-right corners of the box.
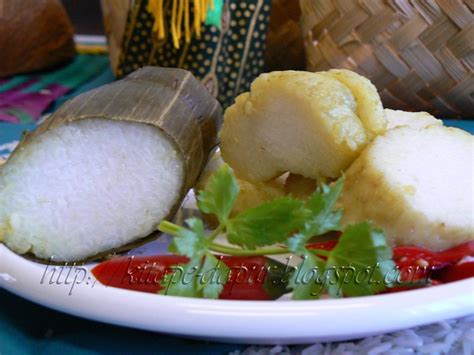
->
(392, 241), (474, 284)
(436, 241), (474, 263)
(93, 241), (474, 298)
(434, 261), (474, 283)
(92, 255), (290, 300)
(392, 246), (442, 282)
(92, 255), (188, 294)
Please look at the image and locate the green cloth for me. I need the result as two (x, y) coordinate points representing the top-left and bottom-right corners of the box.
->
(0, 55), (110, 124)
(205, 0), (224, 28)
(0, 289), (244, 354)
(52, 65), (116, 109)
(21, 56), (109, 94)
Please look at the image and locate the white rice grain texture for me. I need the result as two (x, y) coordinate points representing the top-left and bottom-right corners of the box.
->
(235, 315), (474, 355)
(0, 119), (184, 261)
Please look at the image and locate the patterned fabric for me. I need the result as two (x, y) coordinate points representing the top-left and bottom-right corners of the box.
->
(0, 55), (109, 123)
(117, 0), (271, 108)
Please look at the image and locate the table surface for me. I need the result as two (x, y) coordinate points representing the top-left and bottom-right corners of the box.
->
(0, 289), (245, 355)
(1, 115), (472, 354)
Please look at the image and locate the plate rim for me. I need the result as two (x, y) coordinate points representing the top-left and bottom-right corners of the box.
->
(1, 244), (473, 344)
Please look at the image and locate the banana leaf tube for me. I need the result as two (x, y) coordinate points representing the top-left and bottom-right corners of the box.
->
(0, 67), (222, 263)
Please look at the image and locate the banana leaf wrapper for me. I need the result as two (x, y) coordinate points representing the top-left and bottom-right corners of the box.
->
(3, 66), (223, 264)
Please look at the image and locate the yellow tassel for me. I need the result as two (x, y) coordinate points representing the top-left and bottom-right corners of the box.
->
(176, 0), (184, 43)
(76, 44), (108, 55)
(148, 0), (165, 40)
(184, 0), (191, 43)
(149, 0), (210, 48)
(171, 0), (179, 48)
(202, 0), (208, 22)
(194, 0), (201, 38)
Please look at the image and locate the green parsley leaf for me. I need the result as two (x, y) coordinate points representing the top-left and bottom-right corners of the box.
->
(162, 216), (230, 299)
(289, 251), (327, 300)
(287, 178), (344, 253)
(287, 232), (308, 254)
(159, 253), (231, 299)
(197, 164), (239, 223)
(171, 218), (208, 258)
(326, 222), (395, 297)
(226, 197), (308, 249)
(198, 253), (230, 299)
(304, 177), (344, 236)
(159, 168), (397, 301)
(159, 256), (202, 297)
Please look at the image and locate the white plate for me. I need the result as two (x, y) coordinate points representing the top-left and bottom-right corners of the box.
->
(1, 240), (473, 345)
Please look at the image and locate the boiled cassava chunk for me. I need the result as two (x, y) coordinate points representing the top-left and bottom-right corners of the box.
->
(340, 125), (474, 250)
(385, 109), (442, 130)
(220, 70), (386, 183)
(325, 69), (386, 139)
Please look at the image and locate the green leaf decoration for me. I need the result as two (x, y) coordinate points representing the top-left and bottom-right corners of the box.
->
(157, 168), (397, 301)
(326, 222), (395, 297)
(289, 251), (327, 300)
(198, 252), (230, 299)
(287, 178), (344, 253)
(172, 218), (208, 258)
(226, 197), (308, 249)
(197, 164), (240, 224)
(159, 256), (202, 297)
(287, 232), (308, 255)
(304, 177), (344, 237)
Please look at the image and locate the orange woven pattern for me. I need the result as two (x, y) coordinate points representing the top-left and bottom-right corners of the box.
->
(300, 0), (474, 118)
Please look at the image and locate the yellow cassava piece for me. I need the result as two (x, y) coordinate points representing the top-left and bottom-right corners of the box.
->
(324, 69), (386, 140)
(385, 109), (443, 131)
(340, 125), (474, 251)
(220, 70), (386, 183)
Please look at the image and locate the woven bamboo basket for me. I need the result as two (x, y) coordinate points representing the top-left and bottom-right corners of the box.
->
(300, 0), (474, 118)
(265, 0), (305, 71)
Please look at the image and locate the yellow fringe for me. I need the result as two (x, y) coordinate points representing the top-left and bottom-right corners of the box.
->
(76, 44), (108, 55)
(194, 0), (201, 39)
(147, 0), (214, 48)
(171, 0), (178, 48)
(184, 0), (191, 43)
(176, 0), (184, 43)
